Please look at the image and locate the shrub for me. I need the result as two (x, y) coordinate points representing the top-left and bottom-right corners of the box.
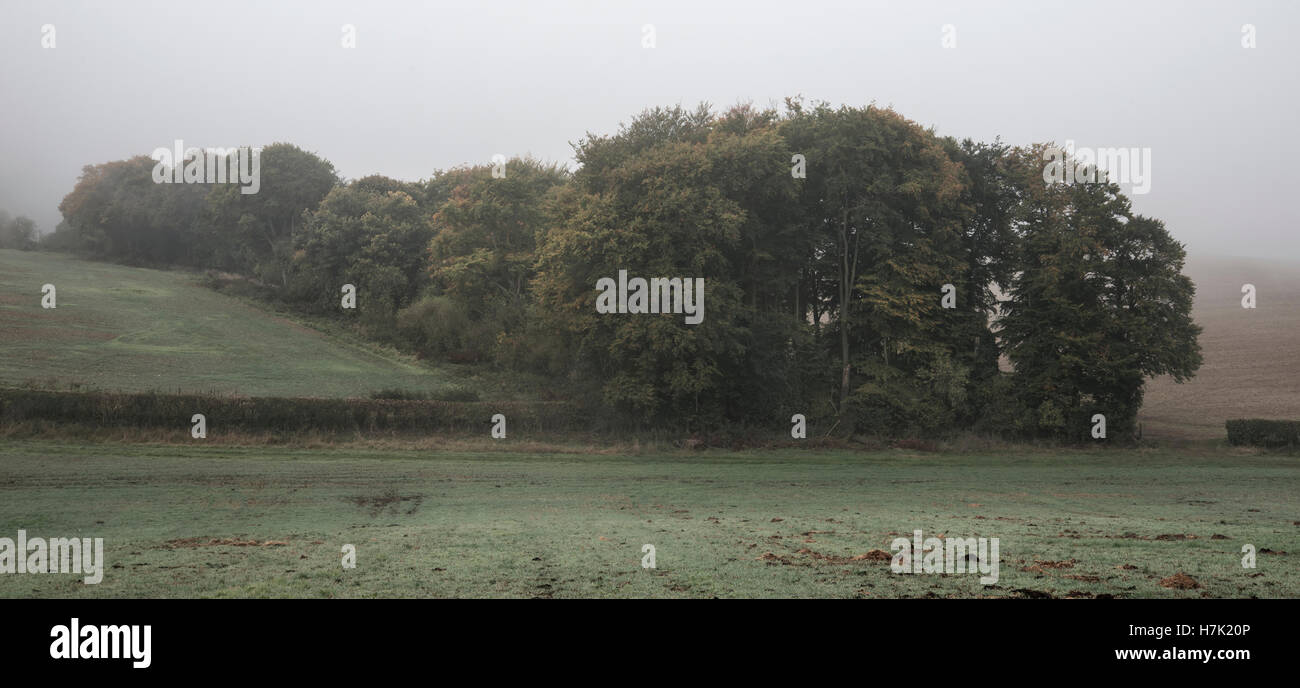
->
(0, 389), (576, 435)
(1225, 419), (1300, 448)
(395, 295), (500, 362)
(432, 386), (480, 402)
(370, 389), (426, 400)
(369, 386), (480, 402)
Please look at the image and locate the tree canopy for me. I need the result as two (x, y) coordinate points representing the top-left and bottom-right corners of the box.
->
(45, 103), (1201, 439)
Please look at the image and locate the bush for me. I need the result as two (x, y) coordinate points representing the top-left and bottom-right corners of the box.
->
(0, 389), (576, 434)
(395, 295), (500, 362)
(369, 386), (480, 402)
(0, 213), (38, 250)
(1225, 419), (1300, 448)
(370, 388), (424, 400)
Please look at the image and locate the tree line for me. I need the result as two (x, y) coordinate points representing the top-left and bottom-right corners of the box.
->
(43, 99), (1202, 439)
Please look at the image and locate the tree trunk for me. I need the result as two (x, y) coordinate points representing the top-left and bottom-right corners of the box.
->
(839, 209), (852, 408)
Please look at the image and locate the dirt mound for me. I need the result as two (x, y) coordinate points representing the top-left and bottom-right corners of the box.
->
(795, 548), (844, 563)
(851, 549), (893, 562)
(1159, 573), (1200, 590)
(757, 552), (792, 565)
(785, 547), (893, 565)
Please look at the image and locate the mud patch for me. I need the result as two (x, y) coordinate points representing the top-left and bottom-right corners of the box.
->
(1008, 588), (1055, 599)
(163, 537), (288, 549)
(1065, 590), (1117, 599)
(346, 490), (424, 515)
(1021, 558), (1076, 574)
(1110, 533), (1201, 541)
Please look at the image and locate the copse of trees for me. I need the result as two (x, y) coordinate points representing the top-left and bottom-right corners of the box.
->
(289, 178), (434, 341)
(45, 100), (1201, 439)
(50, 143), (338, 273)
(535, 105), (759, 424)
(783, 101), (980, 434)
(200, 142), (340, 284)
(53, 155), (211, 263)
(412, 159), (570, 364)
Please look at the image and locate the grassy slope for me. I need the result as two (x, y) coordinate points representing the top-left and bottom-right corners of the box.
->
(1141, 255), (1300, 440)
(0, 249), (470, 398)
(0, 440), (1294, 598)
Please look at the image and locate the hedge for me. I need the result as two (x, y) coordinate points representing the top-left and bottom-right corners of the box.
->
(0, 389), (583, 434)
(1225, 419), (1300, 448)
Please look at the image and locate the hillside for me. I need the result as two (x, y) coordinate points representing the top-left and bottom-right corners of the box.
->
(1140, 255), (1300, 440)
(0, 249), (477, 398)
(4, 249), (1295, 436)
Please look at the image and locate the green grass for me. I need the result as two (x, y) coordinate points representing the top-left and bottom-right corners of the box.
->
(1, 440), (1294, 598)
(0, 249), (475, 398)
(2, 250), (1296, 598)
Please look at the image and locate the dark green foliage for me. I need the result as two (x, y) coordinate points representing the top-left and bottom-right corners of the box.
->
(0, 389), (573, 434)
(42, 106), (1203, 439)
(369, 386), (480, 402)
(202, 143), (339, 284)
(535, 104), (768, 428)
(780, 100), (978, 434)
(55, 156), (212, 265)
(999, 145), (1201, 441)
(406, 158), (570, 363)
(52, 144), (339, 274)
(288, 179), (434, 336)
(1226, 419), (1300, 448)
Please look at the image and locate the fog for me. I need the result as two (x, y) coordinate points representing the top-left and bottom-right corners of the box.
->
(1, 0), (1295, 260)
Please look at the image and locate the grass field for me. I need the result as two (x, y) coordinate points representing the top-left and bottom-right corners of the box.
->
(0, 440), (1294, 598)
(2, 250), (1297, 598)
(0, 249), (478, 398)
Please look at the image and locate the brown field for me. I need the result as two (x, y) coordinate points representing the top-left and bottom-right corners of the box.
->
(1141, 255), (1300, 440)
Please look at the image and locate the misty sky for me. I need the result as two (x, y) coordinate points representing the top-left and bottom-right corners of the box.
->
(1, 0), (1296, 260)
